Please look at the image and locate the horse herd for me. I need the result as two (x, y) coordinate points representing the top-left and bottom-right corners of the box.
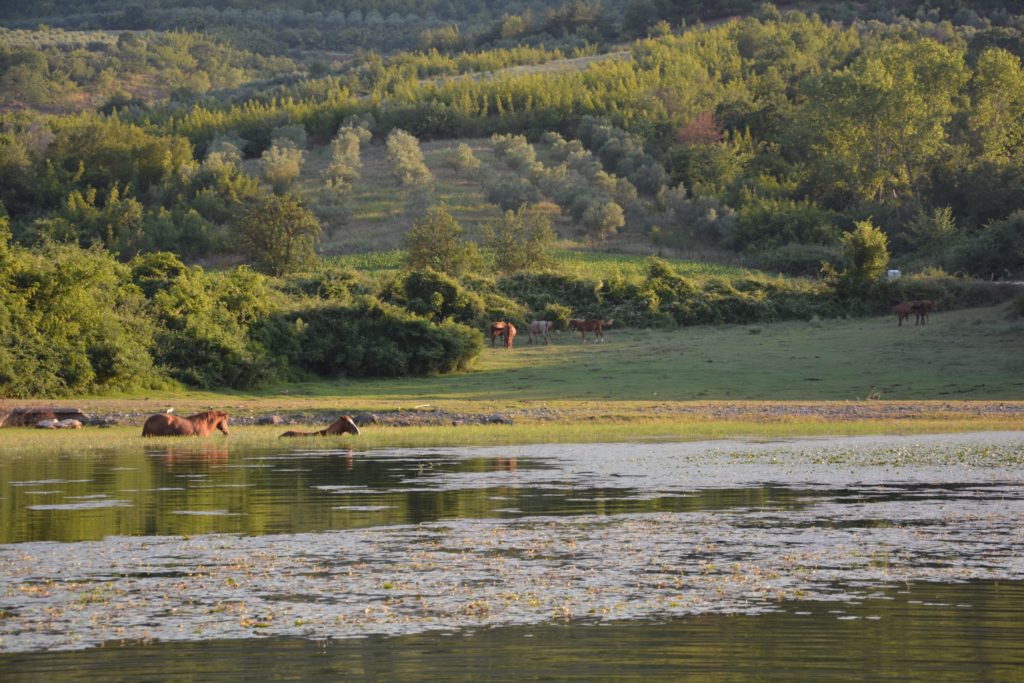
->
(140, 410), (360, 438)
(890, 299), (939, 326)
(489, 318), (614, 348)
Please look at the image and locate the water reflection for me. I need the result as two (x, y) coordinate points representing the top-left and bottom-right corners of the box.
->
(0, 432), (1022, 659)
(3, 582), (1022, 682)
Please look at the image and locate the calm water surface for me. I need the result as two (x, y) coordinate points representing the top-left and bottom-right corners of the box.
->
(1, 432), (1023, 680)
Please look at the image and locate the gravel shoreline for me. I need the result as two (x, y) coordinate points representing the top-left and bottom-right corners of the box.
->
(3, 401), (1023, 429)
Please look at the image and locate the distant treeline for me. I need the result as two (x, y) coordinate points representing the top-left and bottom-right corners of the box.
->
(1, 216), (1015, 396)
(4, 12), (1024, 278)
(1, 0), (1019, 53)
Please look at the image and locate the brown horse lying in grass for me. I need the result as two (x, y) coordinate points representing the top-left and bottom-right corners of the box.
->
(280, 415), (361, 438)
(142, 410), (229, 437)
(569, 318), (613, 342)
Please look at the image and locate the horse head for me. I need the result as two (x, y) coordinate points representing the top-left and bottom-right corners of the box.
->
(325, 415), (360, 436)
(212, 411), (229, 435)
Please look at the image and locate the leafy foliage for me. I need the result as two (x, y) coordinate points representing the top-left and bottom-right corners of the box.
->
(234, 193), (321, 276)
(402, 205), (481, 276)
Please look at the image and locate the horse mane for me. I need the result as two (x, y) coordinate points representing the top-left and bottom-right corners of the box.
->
(187, 410), (227, 421)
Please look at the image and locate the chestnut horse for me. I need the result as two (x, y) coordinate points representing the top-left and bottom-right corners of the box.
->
(142, 410), (229, 437)
(890, 300), (938, 326)
(909, 299), (938, 325)
(568, 318), (613, 342)
(490, 321), (509, 347)
(280, 415), (361, 438)
(490, 321), (516, 349)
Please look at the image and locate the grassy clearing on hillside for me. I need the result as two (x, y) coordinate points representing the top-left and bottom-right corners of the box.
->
(300, 138), (532, 253)
(325, 246), (757, 278)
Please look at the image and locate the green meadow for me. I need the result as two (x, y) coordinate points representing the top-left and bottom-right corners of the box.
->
(275, 300), (1024, 404)
(5, 301), (1019, 453)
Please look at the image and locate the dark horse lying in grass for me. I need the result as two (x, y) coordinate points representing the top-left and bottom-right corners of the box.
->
(142, 410), (229, 437)
(280, 415), (361, 438)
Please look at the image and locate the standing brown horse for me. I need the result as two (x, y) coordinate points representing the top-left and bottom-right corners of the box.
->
(280, 415), (361, 438)
(569, 318), (613, 342)
(490, 321), (509, 347)
(909, 299), (938, 325)
(142, 410), (229, 437)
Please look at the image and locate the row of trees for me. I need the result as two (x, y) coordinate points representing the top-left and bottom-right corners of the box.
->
(2, 11), (1024, 287)
(0, 28), (296, 111)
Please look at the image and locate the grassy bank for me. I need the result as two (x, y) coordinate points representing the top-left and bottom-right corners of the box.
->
(2, 303), (1022, 451)
(0, 416), (1020, 456)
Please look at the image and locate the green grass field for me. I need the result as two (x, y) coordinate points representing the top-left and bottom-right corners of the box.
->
(3, 303), (1021, 449)
(20, 300), (1019, 410)
(271, 301), (1022, 404)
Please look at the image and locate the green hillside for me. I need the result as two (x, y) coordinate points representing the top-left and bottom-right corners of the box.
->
(2, 1), (1023, 397)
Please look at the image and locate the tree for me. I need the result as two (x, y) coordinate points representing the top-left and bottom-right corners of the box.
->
(967, 48), (1024, 165)
(235, 193), (321, 276)
(386, 129), (433, 186)
(403, 204), (481, 276)
(825, 219), (890, 298)
(484, 206), (558, 273)
(581, 200), (625, 240)
(260, 144), (305, 195)
(445, 143), (481, 174)
(797, 39), (968, 208)
(323, 126), (367, 189)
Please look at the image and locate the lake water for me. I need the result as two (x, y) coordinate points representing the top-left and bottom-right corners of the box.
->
(2, 432), (1023, 680)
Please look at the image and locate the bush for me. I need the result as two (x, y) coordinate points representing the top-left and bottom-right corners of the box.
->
(283, 298), (482, 377)
(403, 205), (481, 276)
(394, 269), (486, 325)
(386, 129), (433, 186)
(0, 241), (166, 396)
(1013, 291), (1024, 318)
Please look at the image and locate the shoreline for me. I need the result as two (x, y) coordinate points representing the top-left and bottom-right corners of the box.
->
(3, 398), (1023, 429)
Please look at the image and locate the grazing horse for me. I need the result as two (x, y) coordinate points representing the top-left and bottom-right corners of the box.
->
(890, 300), (938, 326)
(569, 318), (613, 342)
(890, 300), (916, 327)
(490, 321), (509, 347)
(280, 415), (361, 438)
(142, 410), (229, 437)
(503, 322), (517, 349)
(528, 320), (553, 345)
(909, 299), (938, 325)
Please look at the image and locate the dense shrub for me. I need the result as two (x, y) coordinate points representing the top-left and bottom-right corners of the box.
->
(0, 241), (166, 396)
(391, 268), (486, 325)
(280, 298), (482, 377)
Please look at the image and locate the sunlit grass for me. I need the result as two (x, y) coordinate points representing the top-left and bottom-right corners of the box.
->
(0, 414), (1018, 458)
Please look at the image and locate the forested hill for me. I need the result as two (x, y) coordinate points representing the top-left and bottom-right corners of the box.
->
(1, 1), (1023, 397)
(0, 1), (1019, 53)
